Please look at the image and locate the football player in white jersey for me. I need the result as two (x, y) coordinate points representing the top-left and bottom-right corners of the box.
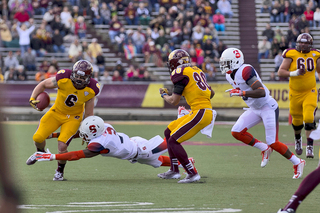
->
(220, 47), (305, 179)
(27, 116), (195, 178)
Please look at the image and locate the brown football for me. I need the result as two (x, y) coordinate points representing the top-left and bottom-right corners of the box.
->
(36, 92), (50, 111)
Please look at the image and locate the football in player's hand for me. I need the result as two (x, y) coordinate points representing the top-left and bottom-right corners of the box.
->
(36, 92), (50, 111)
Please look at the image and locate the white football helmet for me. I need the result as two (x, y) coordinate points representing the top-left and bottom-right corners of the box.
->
(219, 48), (244, 74)
(79, 116), (105, 142)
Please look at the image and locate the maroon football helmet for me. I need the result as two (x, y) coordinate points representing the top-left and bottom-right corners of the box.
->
(296, 33), (313, 53)
(71, 60), (93, 89)
(167, 49), (191, 73)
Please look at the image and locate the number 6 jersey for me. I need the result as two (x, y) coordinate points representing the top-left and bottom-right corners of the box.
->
(53, 69), (100, 116)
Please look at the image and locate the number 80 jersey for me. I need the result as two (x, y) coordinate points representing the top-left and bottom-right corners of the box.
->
(52, 69), (100, 115)
(171, 66), (212, 111)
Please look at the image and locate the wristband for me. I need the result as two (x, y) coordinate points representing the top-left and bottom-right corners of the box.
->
(289, 70), (299, 77)
(51, 154), (56, 160)
(242, 91), (246, 96)
(161, 93), (168, 98)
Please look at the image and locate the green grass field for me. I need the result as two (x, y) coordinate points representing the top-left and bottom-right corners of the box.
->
(4, 122), (320, 213)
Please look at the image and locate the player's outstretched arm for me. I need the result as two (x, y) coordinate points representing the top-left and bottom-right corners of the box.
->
(35, 149), (100, 162)
(30, 77), (58, 100)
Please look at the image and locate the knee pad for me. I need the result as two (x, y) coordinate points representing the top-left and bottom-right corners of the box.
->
(305, 122), (316, 131)
(33, 133), (45, 143)
(292, 124), (304, 131)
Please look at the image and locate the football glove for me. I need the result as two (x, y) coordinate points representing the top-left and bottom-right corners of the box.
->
(159, 88), (169, 98)
(290, 68), (306, 77)
(35, 148), (55, 161)
(29, 97), (40, 111)
(225, 88), (246, 97)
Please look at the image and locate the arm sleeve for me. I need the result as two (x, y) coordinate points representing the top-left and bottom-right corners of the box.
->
(55, 150), (86, 161)
(173, 81), (186, 95)
(242, 66), (258, 86)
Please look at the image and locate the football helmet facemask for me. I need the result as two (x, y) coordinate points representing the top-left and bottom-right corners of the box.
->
(219, 48), (244, 74)
(167, 49), (191, 73)
(296, 33), (313, 53)
(79, 116), (105, 143)
(71, 60), (93, 89)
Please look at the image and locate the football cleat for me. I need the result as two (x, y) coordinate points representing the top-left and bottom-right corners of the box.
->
(26, 153), (37, 165)
(294, 137), (303, 155)
(277, 208), (295, 213)
(180, 157), (197, 174)
(177, 173), (201, 183)
(306, 145), (314, 158)
(293, 159), (306, 179)
(261, 147), (273, 168)
(157, 170), (181, 179)
(53, 170), (64, 181)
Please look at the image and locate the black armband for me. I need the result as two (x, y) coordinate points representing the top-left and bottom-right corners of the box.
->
(173, 81), (186, 95)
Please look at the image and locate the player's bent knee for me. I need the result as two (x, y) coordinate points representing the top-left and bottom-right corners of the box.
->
(33, 133), (46, 143)
(292, 124), (304, 131)
(305, 122), (316, 131)
(231, 131), (241, 140)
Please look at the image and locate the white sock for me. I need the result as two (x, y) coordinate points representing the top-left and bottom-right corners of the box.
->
(289, 155), (301, 165)
(253, 141), (269, 151)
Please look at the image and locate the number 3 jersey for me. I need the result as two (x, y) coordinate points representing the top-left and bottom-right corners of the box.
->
(87, 123), (138, 160)
(171, 66), (212, 111)
(282, 48), (320, 92)
(226, 64), (276, 109)
(52, 69), (100, 116)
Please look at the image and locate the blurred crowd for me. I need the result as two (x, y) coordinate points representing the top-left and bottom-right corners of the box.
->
(0, 0), (234, 83)
(258, 0), (320, 81)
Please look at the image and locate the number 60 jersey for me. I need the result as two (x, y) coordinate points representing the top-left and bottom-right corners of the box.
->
(52, 69), (100, 115)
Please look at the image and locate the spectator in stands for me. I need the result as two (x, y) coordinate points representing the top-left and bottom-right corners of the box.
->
(45, 65), (57, 79)
(271, 37), (280, 57)
(4, 66), (17, 81)
(99, 70), (112, 83)
(155, 29), (168, 49)
(16, 19), (35, 57)
(32, 0), (44, 15)
(39, 60), (50, 73)
(279, 35), (289, 51)
(123, 39), (137, 60)
(202, 38), (215, 58)
(112, 70), (123, 81)
(114, 27), (127, 56)
(108, 15), (122, 44)
(262, 23), (275, 43)
(270, 0), (282, 23)
(213, 9), (225, 33)
(160, 43), (171, 62)
(100, 2), (110, 25)
(192, 24), (204, 45)
(195, 42), (204, 66)
(217, 40), (227, 57)
(296, 14), (310, 33)
(132, 28), (146, 54)
(51, 16), (66, 37)
(88, 38), (102, 58)
(90, 2), (102, 25)
(4, 51), (19, 71)
(163, 13), (174, 34)
(274, 26), (283, 42)
(289, 13), (299, 29)
(52, 0), (64, 12)
(304, 5), (314, 27)
(52, 29), (65, 53)
(314, 7), (320, 28)
(43, 31), (53, 53)
(137, 2), (150, 26)
(68, 38), (83, 63)
(113, 60), (125, 78)
(217, 0), (233, 20)
(75, 16), (86, 39)
(14, 50), (22, 65)
(180, 27), (192, 44)
(142, 70), (152, 81)
(258, 36), (271, 63)
(50, 58), (59, 70)
(43, 8), (55, 25)
(81, 40), (88, 52)
(21, 0), (33, 17)
(271, 50), (283, 81)
(150, 27), (159, 40)
(15, 65), (26, 81)
(96, 52), (105, 74)
(281, 0), (292, 23)
(292, 0), (305, 17)
(0, 19), (12, 47)
(13, 5), (30, 25)
(30, 34), (44, 57)
(60, 6), (74, 35)
(124, 2), (138, 25)
(194, 13), (210, 28)
(84, 50), (99, 79)
(128, 69), (140, 81)
(125, 65), (136, 81)
(261, 0), (272, 13)
(170, 20), (182, 45)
